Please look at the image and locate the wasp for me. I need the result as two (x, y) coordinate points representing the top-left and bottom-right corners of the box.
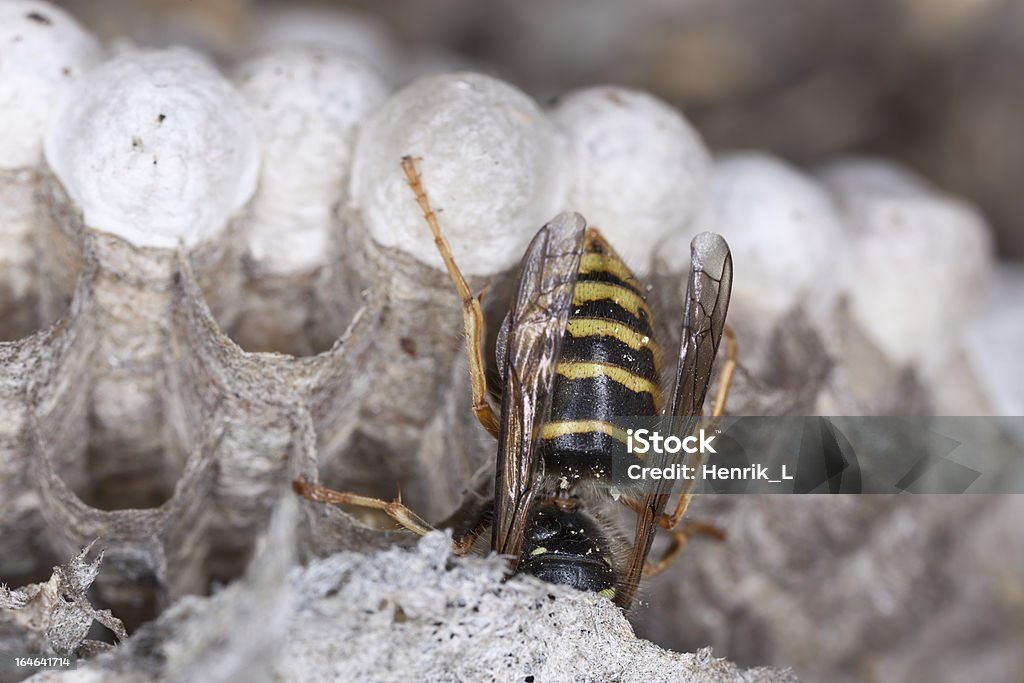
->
(294, 156), (735, 609)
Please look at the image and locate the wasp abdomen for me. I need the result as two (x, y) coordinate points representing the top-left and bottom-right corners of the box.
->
(518, 500), (618, 599)
(539, 229), (662, 480)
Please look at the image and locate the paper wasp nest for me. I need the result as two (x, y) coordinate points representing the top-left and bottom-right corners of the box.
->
(1, 3), (1021, 682)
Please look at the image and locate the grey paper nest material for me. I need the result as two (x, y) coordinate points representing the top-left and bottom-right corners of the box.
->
(0, 543), (126, 666)
(23, 508), (794, 683)
(636, 493), (1024, 683)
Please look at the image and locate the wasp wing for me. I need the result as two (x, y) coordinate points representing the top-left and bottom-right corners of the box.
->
(668, 232), (734, 420)
(618, 232), (733, 607)
(492, 212), (586, 560)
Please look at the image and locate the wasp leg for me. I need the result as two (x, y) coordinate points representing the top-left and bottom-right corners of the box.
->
(616, 495), (725, 575)
(400, 156), (500, 439)
(450, 510), (492, 555)
(708, 324), (738, 423)
(642, 520), (725, 577)
(656, 324), (738, 530)
(293, 477), (483, 555)
(293, 477), (433, 536)
(618, 325), (738, 573)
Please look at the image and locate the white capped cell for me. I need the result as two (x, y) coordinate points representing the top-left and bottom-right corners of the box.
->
(350, 73), (569, 277)
(251, 6), (401, 83)
(817, 156), (937, 209)
(964, 265), (1024, 415)
(550, 86), (710, 274)
(0, 1), (100, 170)
(236, 46), (389, 274)
(822, 158), (994, 371)
(679, 152), (847, 335)
(45, 47), (260, 249)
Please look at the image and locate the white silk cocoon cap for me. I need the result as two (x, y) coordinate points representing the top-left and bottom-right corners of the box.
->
(45, 48), (260, 249)
(350, 73), (569, 277)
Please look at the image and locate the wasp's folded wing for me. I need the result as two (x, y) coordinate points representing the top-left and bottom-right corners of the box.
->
(492, 212), (586, 559)
(619, 232), (733, 607)
(669, 232), (734, 421)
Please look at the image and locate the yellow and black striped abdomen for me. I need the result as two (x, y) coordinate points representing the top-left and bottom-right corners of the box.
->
(539, 228), (662, 481)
